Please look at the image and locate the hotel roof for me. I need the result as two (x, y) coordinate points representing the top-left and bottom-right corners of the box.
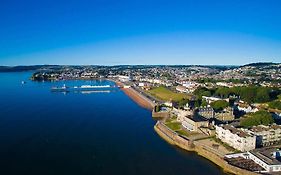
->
(250, 147), (281, 165)
(251, 124), (281, 132)
(221, 125), (251, 138)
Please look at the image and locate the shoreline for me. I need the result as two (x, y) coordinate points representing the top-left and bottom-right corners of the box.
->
(112, 81), (252, 174)
(33, 77), (258, 175)
(114, 81), (156, 110)
(154, 122), (258, 175)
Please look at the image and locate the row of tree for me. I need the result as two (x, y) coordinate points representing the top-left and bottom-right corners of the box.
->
(194, 86), (281, 104)
(240, 110), (274, 128)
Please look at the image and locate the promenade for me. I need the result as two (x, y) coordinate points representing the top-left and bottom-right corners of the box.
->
(114, 81), (156, 110)
(154, 121), (258, 175)
(114, 80), (259, 175)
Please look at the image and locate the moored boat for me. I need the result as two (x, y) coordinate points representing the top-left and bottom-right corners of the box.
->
(51, 84), (69, 92)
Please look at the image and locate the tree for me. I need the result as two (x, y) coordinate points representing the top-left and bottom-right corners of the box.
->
(201, 99), (208, 107)
(154, 105), (160, 112)
(193, 87), (213, 98)
(194, 99), (202, 108)
(268, 100), (281, 110)
(238, 86), (256, 103)
(178, 98), (189, 107)
(255, 88), (270, 103)
(240, 110), (274, 128)
(210, 100), (229, 112)
(215, 87), (230, 98)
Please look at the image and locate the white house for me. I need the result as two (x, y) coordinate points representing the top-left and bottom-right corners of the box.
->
(215, 125), (256, 151)
(249, 125), (281, 147)
(176, 85), (187, 93)
(237, 103), (259, 113)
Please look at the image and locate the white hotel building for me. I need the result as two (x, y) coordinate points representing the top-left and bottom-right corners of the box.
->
(215, 125), (256, 152)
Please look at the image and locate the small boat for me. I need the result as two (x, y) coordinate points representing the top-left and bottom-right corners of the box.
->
(51, 84), (69, 92)
(21, 81), (26, 85)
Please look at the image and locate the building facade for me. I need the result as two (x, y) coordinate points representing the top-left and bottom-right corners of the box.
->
(249, 125), (281, 147)
(178, 115), (209, 132)
(215, 125), (256, 151)
(198, 107), (214, 119)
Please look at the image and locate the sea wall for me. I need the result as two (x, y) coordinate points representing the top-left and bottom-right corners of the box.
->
(114, 79), (257, 174)
(154, 122), (258, 175)
(115, 81), (155, 110)
(152, 111), (170, 118)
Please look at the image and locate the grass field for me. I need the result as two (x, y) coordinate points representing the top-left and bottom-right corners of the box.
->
(147, 86), (190, 102)
(175, 129), (200, 137)
(165, 122), (182, 131)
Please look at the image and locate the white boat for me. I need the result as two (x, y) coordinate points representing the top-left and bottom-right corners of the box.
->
(51, 84), (69, 92)
(80, 85), (111, 89)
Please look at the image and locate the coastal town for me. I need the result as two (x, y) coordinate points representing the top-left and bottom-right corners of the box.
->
(30, 62), (281, 175)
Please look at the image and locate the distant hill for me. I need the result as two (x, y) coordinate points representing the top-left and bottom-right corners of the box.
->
(0, 65), (60, 72)
(0, 62), (279, 72)
(241, 62), (279, 67)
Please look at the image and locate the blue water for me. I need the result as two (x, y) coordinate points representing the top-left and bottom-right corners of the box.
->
(0, 72), (225, 175)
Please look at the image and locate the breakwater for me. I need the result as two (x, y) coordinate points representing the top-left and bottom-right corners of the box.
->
(154, 122), (258, 175)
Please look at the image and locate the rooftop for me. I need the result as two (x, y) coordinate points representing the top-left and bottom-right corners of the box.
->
(250, 147), (281, 165)
(221, 125), (251, 138)
(251, 124), (281, 132)
(187, 114), (209, 122)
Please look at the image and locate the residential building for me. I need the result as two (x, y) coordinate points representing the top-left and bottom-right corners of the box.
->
(178, 114), (209, 132)
(198, 106), (235, 121)
(215, 107), (235, 121)
(249, 125), (281, 147)
(215, 125), (256, 151)
(237, 103), (259, 113)
(202, 96), (228, 104)
(118, 75), (131, 82)
(198, 107), (214, 119)
(176, 85), (187, 93)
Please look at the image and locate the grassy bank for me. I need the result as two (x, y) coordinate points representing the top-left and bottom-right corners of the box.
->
(147, 86), (190, 101)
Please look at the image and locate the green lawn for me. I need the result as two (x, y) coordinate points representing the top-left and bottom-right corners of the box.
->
(176, 130), (191, 137)
(165, 115), (177, 123)
(165, 122), (182, 131)
(148, 86), (190, 102)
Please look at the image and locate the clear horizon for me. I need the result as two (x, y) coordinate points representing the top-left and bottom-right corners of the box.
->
(1, 0), (281, 65)
(2, 63), (279, 67)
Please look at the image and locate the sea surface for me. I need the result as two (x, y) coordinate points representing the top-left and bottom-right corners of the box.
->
(0, 72), (225, 175)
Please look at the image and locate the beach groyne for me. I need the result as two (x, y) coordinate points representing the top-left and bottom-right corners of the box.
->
(154, 122), (258, 175)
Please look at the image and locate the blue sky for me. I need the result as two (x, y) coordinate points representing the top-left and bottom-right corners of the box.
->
(0, 0), (281, 65)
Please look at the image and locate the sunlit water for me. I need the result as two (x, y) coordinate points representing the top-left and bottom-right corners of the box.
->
(0, 72), (225, 175)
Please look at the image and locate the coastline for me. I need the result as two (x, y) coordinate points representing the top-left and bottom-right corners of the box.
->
(113, 82), (258, 175)
(154, 122), (258, 175)
(114, 81), (156, 110)
(43, 77), (259, 175)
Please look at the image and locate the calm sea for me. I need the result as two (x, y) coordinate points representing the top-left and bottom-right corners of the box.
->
(0, 72), (225, 175)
